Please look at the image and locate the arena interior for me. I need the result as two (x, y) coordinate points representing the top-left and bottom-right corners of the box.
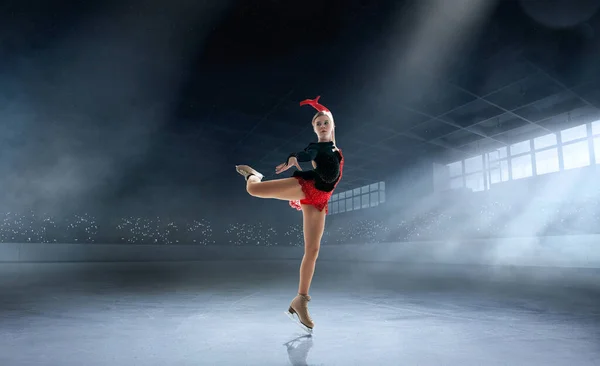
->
(1, 1), (600, 365)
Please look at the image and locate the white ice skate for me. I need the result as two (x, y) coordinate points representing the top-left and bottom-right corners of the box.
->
(235, 165), (264, 181)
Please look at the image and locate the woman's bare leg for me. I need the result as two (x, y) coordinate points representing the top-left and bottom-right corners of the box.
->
(237, 164), (306, 201)
(236, 164), (305, 201)
(246, 176), (305, 201)
(286, 203), (327, 332)
(298, 203), (327, 295)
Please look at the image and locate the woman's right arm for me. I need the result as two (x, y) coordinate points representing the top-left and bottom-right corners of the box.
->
(275, 145), (317, 175)
(286, 145), (318, 164)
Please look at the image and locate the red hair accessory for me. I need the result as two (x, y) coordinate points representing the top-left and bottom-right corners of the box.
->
(299, 96), (331, 113)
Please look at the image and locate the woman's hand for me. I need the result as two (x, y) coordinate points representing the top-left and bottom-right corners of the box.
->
(276, 156), (302, 174)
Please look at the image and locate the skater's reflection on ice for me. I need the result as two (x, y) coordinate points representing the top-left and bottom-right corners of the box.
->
(283, 334), (313, 366)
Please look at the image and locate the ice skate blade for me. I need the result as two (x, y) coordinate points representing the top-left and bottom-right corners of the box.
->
(285, 311), (313, 334)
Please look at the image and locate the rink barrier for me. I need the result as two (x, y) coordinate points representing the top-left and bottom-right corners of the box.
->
(0, 235), (599, 268)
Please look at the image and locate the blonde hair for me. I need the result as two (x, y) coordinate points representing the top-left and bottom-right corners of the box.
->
(313, 111), (336, 146)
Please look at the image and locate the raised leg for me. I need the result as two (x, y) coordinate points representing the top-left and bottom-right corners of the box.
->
(247, 176), (306, 201)
(236, 164), (305, 201)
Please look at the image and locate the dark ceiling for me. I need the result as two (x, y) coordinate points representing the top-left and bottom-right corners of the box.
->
(2, 0), (599, 197)
(169, 0), (600, 192)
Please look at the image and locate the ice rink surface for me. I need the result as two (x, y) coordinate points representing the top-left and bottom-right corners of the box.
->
(1, 260), (599, 366)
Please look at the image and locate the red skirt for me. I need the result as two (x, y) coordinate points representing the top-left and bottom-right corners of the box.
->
(289, 177), (334, 213)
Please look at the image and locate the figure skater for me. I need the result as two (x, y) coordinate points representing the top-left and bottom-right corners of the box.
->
(235, 96), (344, 333)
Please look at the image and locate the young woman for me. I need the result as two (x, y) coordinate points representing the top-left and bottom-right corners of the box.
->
(235, 96), (344, 333)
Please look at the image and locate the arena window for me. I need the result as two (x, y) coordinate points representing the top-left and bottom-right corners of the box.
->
(441, 119), (600, 192)
(328, 181), (385, 215)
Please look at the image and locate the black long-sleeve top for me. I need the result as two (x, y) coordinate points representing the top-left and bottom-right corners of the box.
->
(287, 141), (342, 192)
